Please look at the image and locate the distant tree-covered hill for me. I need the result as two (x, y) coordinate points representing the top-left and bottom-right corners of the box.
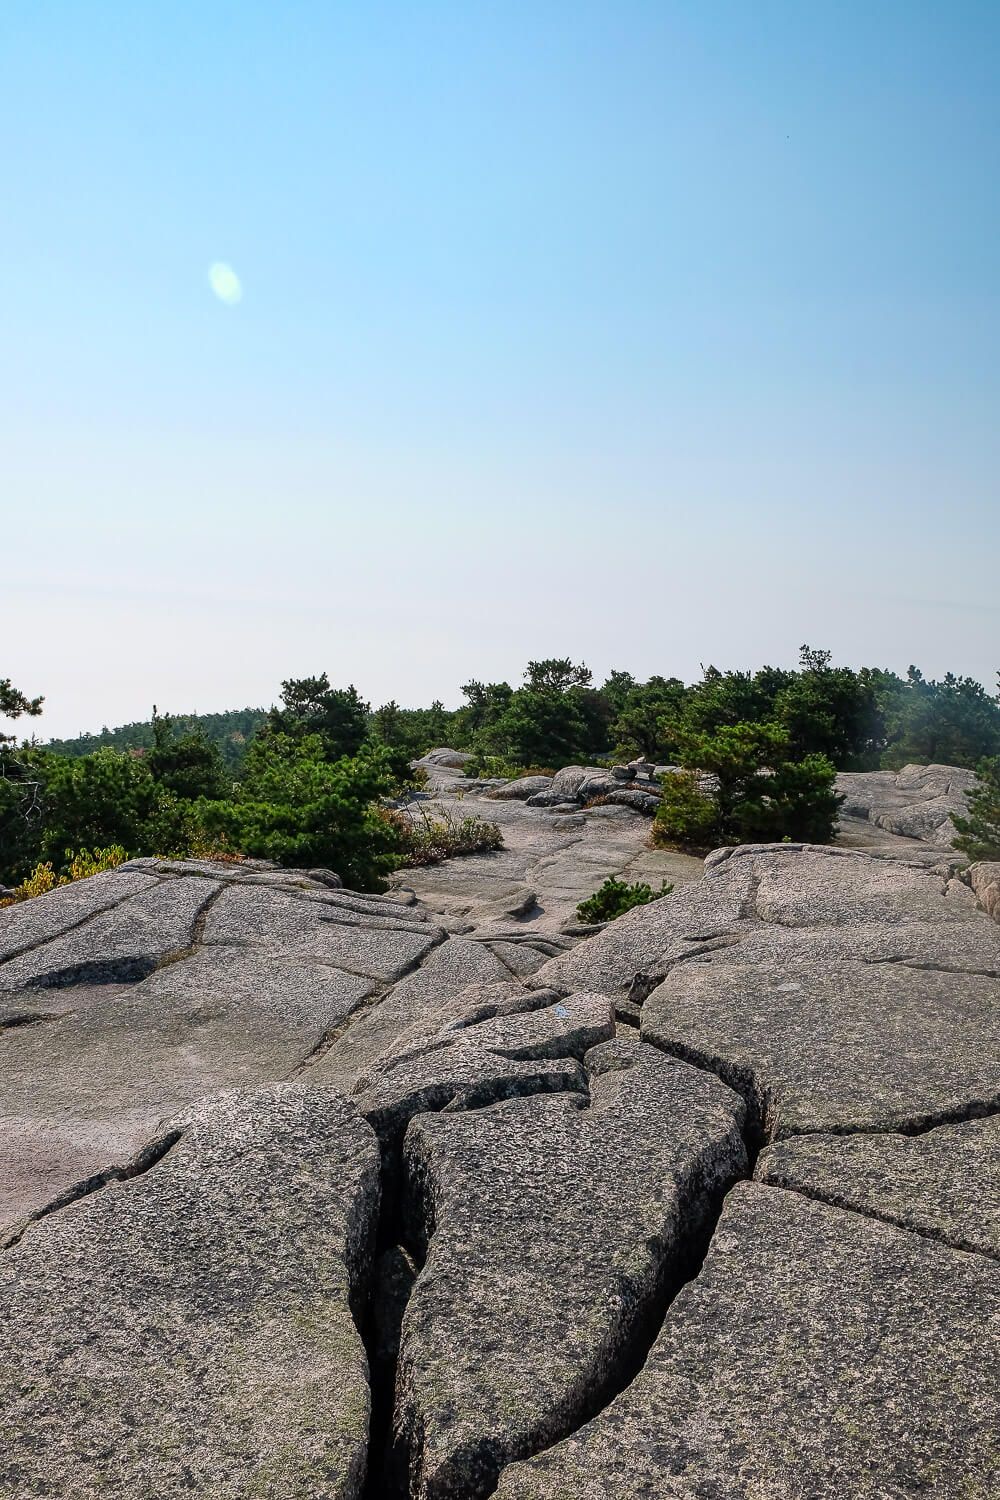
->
(45, 708), (267, 771)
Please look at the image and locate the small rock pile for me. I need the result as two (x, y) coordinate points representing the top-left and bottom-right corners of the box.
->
(489, 760), (669, 816)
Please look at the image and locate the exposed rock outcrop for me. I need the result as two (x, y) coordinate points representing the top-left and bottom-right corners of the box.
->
(1, 759), (997, 1499)
(0, 1086), (380, 1499)
(496, 1183), (1000, 1500)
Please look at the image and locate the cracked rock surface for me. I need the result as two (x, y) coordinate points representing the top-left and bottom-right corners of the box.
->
(394, 1038), (746, 1500)
(1, 757), (998, 1498)
(0, 1085), (380, 1499)
(756, 1115), (1000, 1258)
(496, 1182), (1000, 1499)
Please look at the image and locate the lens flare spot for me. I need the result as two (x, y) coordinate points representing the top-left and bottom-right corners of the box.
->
(208, 262), (242, 305)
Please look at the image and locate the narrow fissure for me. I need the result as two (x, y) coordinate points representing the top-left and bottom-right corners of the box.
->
(2, 1129), (183, 1251)
(759, 1173), (1000, 1263)
(355, 1041), (751, 1500)
(0, 877), (167, 967)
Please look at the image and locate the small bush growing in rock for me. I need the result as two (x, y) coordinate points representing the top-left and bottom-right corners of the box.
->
(0, 845), (127, 907)
(386, 806), (504, 866)
(953, 757), (1000, 860)
(576, 875), (673, 924)
(652, 723), (842, 850)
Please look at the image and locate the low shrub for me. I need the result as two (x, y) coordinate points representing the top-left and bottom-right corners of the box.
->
(576, 874), (673, 924)
(651, 725), (842, 851)
(0, 845), (127, 907)
(651, 772), (720, 849)
(386, 806), (504, 866)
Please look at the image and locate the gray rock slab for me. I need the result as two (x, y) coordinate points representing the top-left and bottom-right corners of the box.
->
(0, 875), (221, 991)
(488, 776), (555, 800)
(203, 884), (442, 978)
(496, 1182), (1000, 1500)
(837, 762), (977, 848)
(539, 843), (1000, 995)
(396, 1040), (746, 1500)
(120, 856), (341, 889)
(643, 957), (1000, 1140)
(486, 938), (549, 976)
(0, 1085), (380, 1500)
(359, 1045), (586, 1157)
(0, 946), (374, 1232)
(757, 1116), (1000, 1258)
(311, 937), (514, 1093)
(354, 996), (614, 1153)
(0, 868), (159, 964)
(535, 858), (758, 998)
(353, 980), (563, 1087)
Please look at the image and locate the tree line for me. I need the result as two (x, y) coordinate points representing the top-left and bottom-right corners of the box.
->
(2, 648), (998, 892)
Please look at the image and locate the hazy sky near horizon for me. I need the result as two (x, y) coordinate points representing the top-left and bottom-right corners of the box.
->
(3, 1), (998, 739)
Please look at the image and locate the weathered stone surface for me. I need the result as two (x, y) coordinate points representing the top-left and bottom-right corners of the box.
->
(541, 839), (997, 981)
(0, 874), (221, 991)
(0, 867), (158, 964)
(496, 1182), (1000, 1500)
(489, 776), (554, 800)
(535, 855), (758, 998)
(395, 1039), (746, 1500)
(633, 853), (1000, 1141)
(837, 761), (977, 847)
(0, 1085), (380, 1499)
(203, 883), (442, 978)
(486, 937), (550, 976)
(757, 1115), (1000, 1258)
(644, 961), (999, 1138)
(312, 939), (514, 1093)
(120, 855), (343, 889)
(352, 980), (564, 1087)
(0, 945), (375, 1232)
(355, 995), (615, 1153)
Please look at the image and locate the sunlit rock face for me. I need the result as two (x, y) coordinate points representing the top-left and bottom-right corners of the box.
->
(1, 761), (997, 1498)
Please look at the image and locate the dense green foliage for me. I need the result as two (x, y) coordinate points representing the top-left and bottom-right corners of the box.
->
(197, 733), (404, 889)
(4, 650), (998, 888)
(952, 758), (1000, 861)
(576, 875), (674, 925)
(147, 710), (229, 801)
(0, 678), (47, 885)
(653, 722), (842, 849)
(46, 706), (265, 771)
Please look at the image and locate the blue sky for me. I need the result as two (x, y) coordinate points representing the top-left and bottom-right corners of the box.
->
(2, 1), (997, 737)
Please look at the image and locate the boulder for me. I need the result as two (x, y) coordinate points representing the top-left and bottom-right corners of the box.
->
(605, 787), (661, 814)
(548, 765), (608, 801)
(488, 776), (554, 800)
(413, 748), (474, 770)
(575, 773), (618, 801)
